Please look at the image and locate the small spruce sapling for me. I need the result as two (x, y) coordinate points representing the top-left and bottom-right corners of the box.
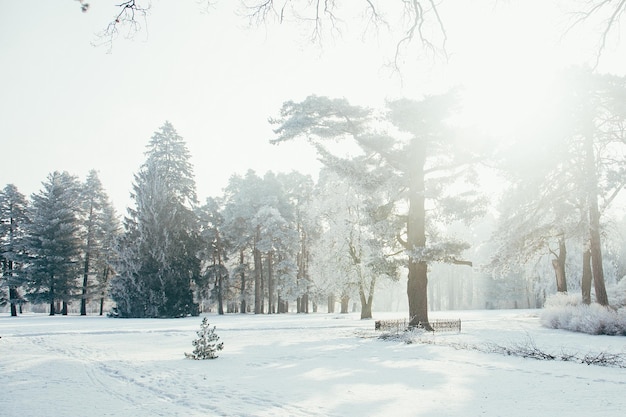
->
(185, 317), (224, 360)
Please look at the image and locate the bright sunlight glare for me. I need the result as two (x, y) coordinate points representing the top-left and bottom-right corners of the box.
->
(447, 0), (567, 141)
(461, 65), (556, 140)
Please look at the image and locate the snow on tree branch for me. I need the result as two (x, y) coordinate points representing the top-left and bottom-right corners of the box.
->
(408, 240), (471, 265)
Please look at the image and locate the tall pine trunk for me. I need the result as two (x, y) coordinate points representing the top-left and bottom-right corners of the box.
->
(584, 133), (608, 305)
(581, 248), (592, 304)
(407, 139), (432, 330)
(216, 232), (224, 315)
(81, 203), (94, 316)
(267, 251), (274, 314)
(81, 250), (90, 316)
(9, 286), (18, 317)
(99, 265), (110, 316)
(49, 275), (56, 316)
(239, 250), (246, 314)
(297, 224), (309, 313)
(254, 226), (262, 314)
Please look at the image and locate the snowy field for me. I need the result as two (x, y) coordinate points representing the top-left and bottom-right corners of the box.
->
(1, 309), (625, 417)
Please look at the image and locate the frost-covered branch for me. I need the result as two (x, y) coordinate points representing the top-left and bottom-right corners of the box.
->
(408, 240), (471, 265)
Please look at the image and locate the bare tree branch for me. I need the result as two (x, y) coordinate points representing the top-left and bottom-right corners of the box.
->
(91, 1), (152, 53)
(566, 0), (626, 69)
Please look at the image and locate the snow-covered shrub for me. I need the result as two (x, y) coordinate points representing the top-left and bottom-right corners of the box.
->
(607, 277), (626, 308)
(185, 317), (224, 360)
(541, 293), (626, 336)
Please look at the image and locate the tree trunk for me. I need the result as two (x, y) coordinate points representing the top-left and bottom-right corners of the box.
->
(408, 261), (431, 329)
(359, 276), (376, 319)
(297, 225), (309, 313)
(581, 247), (592, 304)
(214, 231), (225, 315)
(552, 236), (568, 293)
(217, 267), (224, 315)
(81, 250), (90, 316)
(99, 296), (105, 316)
(49, 276), (56, 316)
(584, 134), (609, 305)
(589, 220), (608, 305)
(239, 250), (246, 314)
(62, 301), (68, 315)
(7, 258), (19, 316)
(9, 287), (18, 317)
(254, 227), (262, 314)
(359, 296), (373, 319)
(406, 139), (432, 330)
(81, 203), (95, 316)
(340, 295), (350, 314)
(300, 292), (309, 314)
(327, 294), (335, 313)
(267, 251), (274, 314)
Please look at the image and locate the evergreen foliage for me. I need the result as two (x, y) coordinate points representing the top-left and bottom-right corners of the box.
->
(25, 172), (83, 315)
(0, 184), (30, 315)
(111, 121), (201, 317)
(185, 317), (224, 360)
(196, 197), (231, 315)
(490, 68), (626, 305)
(270, 93), (485, 325)
(79, 170), (120, 315)
(221, 170), (304, 314)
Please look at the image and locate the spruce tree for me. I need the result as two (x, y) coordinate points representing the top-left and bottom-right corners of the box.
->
(0, 184), (30, 316)
(185, 317), (224, 360)
(79, 170), (120, 315)
(94, 198), (120, 315)
(270, 94), (484, 328)
(111, 121), (201, 317)
(26, 172), (83, 315)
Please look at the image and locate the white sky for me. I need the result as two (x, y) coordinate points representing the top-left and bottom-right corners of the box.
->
(0, 0), (623, 212)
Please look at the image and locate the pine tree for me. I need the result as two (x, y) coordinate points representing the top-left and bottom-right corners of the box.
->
(491, 68), (626, 306)
(197, 197), (231, 315)
(112, 121), (201, 317)
(26, 172), (83, 315)
(270, 94), (485, 328)
(0, 184), (30, 316)
(276, 172), (315, 314)
(79, 170), (120, 315)
(94, 194), (121, 315)
(185, 317), (224, 360)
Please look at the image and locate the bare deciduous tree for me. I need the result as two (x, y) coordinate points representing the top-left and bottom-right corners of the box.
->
(78, 1), (624, 71)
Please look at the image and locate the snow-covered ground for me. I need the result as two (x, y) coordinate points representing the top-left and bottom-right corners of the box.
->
(1, 309), (625, 417)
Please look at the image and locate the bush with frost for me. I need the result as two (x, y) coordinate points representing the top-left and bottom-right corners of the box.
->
(541, 288), (626, 336)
